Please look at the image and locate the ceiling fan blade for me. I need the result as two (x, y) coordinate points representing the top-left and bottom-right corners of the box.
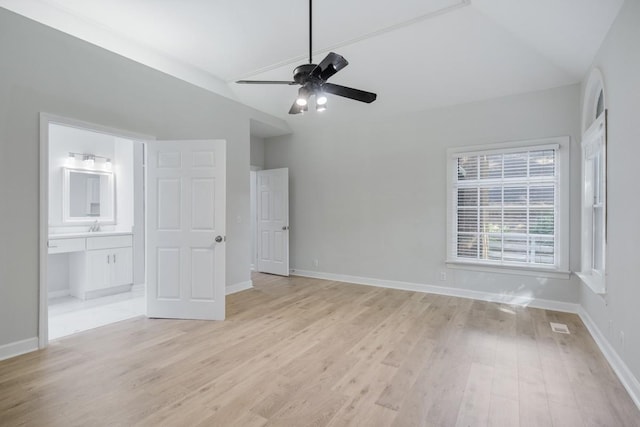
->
(288, 100), (307, 115)
(236, 80), (297, 85)
(311, 52), (349, 81)
(322, 83), (377, 103)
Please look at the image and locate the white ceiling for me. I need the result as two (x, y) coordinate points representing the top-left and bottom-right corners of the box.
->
(0, 0), (624, 123)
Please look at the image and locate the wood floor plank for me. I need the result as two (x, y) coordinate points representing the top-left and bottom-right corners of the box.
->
(1, 272), (638, 426)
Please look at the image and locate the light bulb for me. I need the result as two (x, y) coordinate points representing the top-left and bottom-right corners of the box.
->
(296, 97), (308, 107)
(83, 155), (95, 167)
(317, 104), (327, 112)
(316, 94), (328, 105)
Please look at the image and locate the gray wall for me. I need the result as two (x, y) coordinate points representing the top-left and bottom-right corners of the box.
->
(0, 8), (284, 347)
(250, 135), (265, 168)
(265, 84), (582, 303)
(579, 0), (640, 385)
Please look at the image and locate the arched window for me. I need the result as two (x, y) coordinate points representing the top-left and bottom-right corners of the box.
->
(578, 69), (607, 294)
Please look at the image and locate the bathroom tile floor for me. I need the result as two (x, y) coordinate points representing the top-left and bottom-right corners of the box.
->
(48, 285), (145, 340)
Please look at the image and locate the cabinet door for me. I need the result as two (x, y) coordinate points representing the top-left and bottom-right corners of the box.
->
(111, 246), (133, 287)
(86, 249), (111, 291)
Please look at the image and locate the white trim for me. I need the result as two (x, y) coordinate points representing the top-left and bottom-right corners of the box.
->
(446, 137), (564, 157)
(578, 307), (640, 410)
(0, 337), (39, 362)
(290, 269), (578, 313)
(226, 280), (253, 295)
(446, 261), (571, 280)
(582, 68), (606, 133)
(39, 114), (49, 349)
(578, 113), (607, 295)
(446, 136), (571, 274)
(48, 289), (70, 299)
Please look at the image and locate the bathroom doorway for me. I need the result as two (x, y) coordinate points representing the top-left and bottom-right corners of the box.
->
(44, 119), (147, 340)
(39, 114), (229, 347)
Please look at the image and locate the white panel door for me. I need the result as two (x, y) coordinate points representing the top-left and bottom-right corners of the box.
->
(146, 140), (226, 320)
(256, 168), (289, 276)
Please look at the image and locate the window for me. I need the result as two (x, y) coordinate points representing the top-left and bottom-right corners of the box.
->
(447, 138), (570, 275)
(578, 69), (607, 294)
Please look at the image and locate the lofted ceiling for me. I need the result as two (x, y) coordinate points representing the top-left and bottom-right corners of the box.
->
(0, 0), (624, 123)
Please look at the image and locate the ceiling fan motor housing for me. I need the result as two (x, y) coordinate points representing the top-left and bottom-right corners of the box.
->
(293, 64), (318, 84)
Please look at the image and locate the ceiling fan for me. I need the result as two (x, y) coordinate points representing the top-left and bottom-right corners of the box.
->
(236, 0), (377, 114)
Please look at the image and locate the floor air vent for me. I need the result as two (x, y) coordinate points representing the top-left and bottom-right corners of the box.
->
(550, 322), (570, 334)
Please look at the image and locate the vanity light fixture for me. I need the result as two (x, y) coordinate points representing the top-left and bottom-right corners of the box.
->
(83, 154), (95, 167)
(68, 152), (113, 169)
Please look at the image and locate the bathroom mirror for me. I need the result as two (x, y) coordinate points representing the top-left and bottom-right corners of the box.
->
(62, 168), (115, 224)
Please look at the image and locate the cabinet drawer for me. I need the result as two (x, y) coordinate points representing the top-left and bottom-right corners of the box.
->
(48, 238), (86, 254)
(86, 235), (133, 250)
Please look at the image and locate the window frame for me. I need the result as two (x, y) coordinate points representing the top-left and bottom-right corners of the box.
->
(445, 137), (571, 279)
(577, 113), (607, 293)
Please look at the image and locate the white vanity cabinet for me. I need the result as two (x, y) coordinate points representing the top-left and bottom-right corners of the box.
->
(82, 246), (133, 294)
(48, 233), (134, 300)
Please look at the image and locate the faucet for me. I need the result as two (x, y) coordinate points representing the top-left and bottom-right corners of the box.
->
(89, 220), (101, 232)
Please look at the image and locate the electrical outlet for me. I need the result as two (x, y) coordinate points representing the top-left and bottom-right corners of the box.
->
(440, 271), (447, 281)
(313, 259), (319, 268)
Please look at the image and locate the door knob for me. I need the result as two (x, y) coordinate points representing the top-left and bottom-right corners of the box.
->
(215, 235), (224, 243)
(282, 226), (289, 230)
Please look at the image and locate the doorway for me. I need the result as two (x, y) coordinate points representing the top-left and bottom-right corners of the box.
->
(44, 119), (147, 341)
(39, 114), (228, 347)
(251, 167), (290, 276)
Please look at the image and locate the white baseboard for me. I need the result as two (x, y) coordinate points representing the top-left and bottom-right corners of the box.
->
(290, 269), (579, 313)
(226, 280), (253, 295)
(48, 289), (70, 299)
(578, 307), (640, 410)
(0, 337), (38, 362)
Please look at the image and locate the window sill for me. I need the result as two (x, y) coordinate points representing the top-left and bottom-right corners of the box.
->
(446, 260), (572, 280)
(576, 272), (606, 295)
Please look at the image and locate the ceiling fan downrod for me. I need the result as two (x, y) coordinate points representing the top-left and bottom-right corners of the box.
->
(309, 0), (312, 64)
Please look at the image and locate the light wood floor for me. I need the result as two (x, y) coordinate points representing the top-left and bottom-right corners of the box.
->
(1, 273), (639, 426)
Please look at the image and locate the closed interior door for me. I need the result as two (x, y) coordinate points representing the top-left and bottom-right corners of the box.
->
(257, 168), (289, 276)
(146, 140), (226, 320)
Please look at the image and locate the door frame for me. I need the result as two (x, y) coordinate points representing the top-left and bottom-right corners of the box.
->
(249, 165), (262, 272)
(255, 168), (290, 276)
(38, 113), (154, 349)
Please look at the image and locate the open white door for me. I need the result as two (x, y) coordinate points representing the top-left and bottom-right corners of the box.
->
(257, 168), (289, 276)
(146, 140), (226, 320)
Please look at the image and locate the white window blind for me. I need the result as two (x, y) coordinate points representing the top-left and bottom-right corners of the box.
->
(450, 144), (559, 268)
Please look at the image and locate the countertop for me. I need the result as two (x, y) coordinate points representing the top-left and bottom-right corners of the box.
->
(48, 231), (133, 239)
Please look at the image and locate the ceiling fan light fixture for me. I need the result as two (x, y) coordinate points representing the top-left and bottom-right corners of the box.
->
(296, 86), (311, 106)
(316, 103), (327, 112)
(316, 93), (328, 106)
